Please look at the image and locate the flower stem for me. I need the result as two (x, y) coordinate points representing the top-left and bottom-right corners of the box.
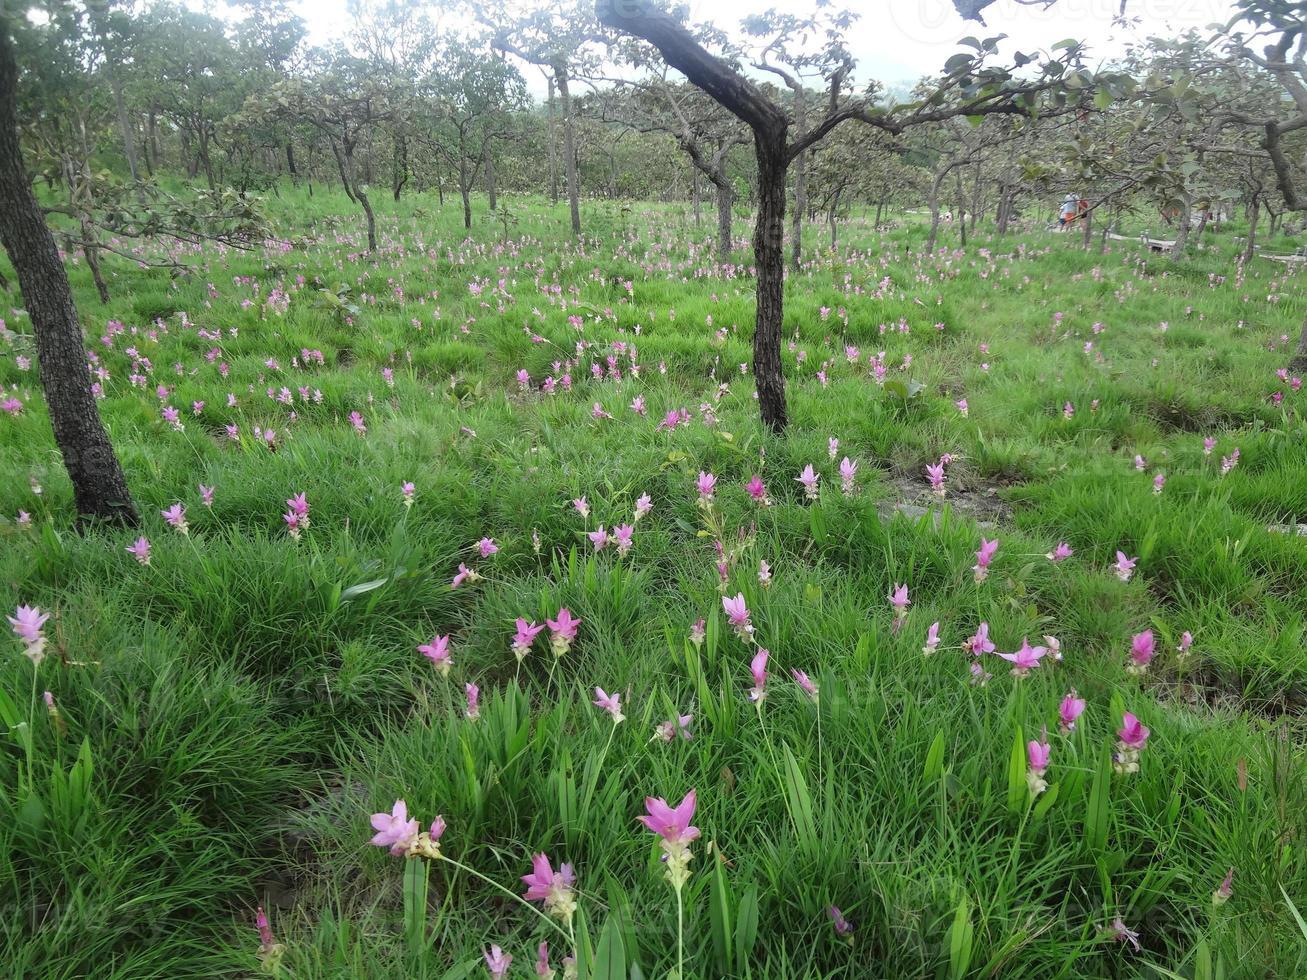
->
(675, 881), (685, 980)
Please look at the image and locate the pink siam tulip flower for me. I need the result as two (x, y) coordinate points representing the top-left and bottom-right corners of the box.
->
(969, 661), (992, 686)
(964, 621), (996, 655)
(535, 942), (555, 980)
(162, 503), (188, 535)
(477, 537), (498, 558)
(369, 799), (420, 856)
(451, 563), (481, 588)
(1046, 541), (1074, 562)
(401, 482), (416, 507)
(689, 618), (706, 647)
(1134, 454), (1146, 471)
(286, 493), (310, 522)
(791, 668), (818, 701)
(1113, 551), (1137, 582)
(1044, 634), (1063, 661)
(956, 398), (969, 417)
(512, 618), (545, 662)
(828, 906), (854, 943)
(747, 647), (770, 702)
(889, 584), (910, 632)
(757, 559), (772, 587)
(1108, 916), (1141, 952)
(745, 475), (770, 505)
(9, 604), (50, 665)
(1127, 630), (1155, 675)
(419, 635), (453, 676)
(572, 496), (590, 519)
(997, 638), (1048, 677)
(1176, 630), (1193, 658)
(972, 538), (999, 582)
(925, 461), (946, 496)
(1203, 436), (1215, 455)
(588, 526), (609, 551)
(638, 790), (700, 880)
(1220, 448), (1240, 475)
(126, 536), (152, 566)
(465, 682), (480, 721)
(613, 524), (634, 556)
(827, 436), (839, 459)
(634, 493), (653, 521)
(522, 853), (578, 924)
(796, 464), (819, 500)
(923, 621), (940, 656)
(593, 687), (626, 723)
(1153, 472), (1165, 494)
(1063, 401), (1074, 420)
(483, 945), (512, 979)
(547, 608), (581, 657)
(256, 905), (278, 956)
(1212, 868), (1234, 907)
(1059, 691), (1086, 732)
(198, 484), (214, 507)
(839, 457), (858, 496)
(654, 714), (694, 742)
(1026, 731), (1052, 795)
(696, 471), (717, 502)
(630, 395), (646, 417)
(1114, 711), (1150, 774)
(722, 593), (753, 639)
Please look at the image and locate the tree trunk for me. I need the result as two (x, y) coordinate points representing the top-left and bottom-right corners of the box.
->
(110, 74), (140, 189)
(1193, 208), (1208, 242)
(955, 171), (967, 248)
(485, 149), (498, 212)
(1289, 313), (1307, 373)
(828, 188), (840, 249)
(691, 167), (701, 226)
(715, 179), (733, 261)
(789, 86), (806, 272)
(1082, 204), (1093, 249)
(358, 185), (377, 252)
(546, 75), (559, 206)
(392, 134), (408, 202)
(874, 200), (883, 228)
(459, 156), (473, 231)
(557, 70), (581, 236)
(0, 27), (137, 526)
(1170, 196), (1191, 260)
(753, 137), (788, 433)
(1241, 194), (1259, 265)
(286, 141), (298, 178)
(926, 171), (944, 253)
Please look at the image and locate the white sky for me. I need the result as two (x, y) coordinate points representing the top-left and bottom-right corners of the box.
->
(273, 0), (1240, 98)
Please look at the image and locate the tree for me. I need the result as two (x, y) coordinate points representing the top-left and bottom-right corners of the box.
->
(598, 0), (1105, 432)
(0, 17), (137, 525)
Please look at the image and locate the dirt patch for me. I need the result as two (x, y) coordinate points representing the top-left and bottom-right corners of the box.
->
(878, 473), (1012, 528)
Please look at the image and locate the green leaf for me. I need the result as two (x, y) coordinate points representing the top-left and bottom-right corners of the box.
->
(781, 745), (818, 855)
(402, 857), (430, 957)
(709, 854), (734, 973)
(947, 895), (975, 979)
(592, 913), (627, 980)
(734, 883), (760, 965)
(1085, 740), (1112, 854)
(922, 729), (946, 783)
(1006, 726), (1027, 815)
(1032, 782), (1060, 821)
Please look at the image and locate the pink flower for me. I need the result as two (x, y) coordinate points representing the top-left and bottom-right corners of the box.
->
(638, 789), (699, 848)
(593, 686), (625, 723)
(286, 493), (309, 519)
(1108, 916), (1141, 951)
(922, 621), (940, 656)
(839, 457), (858, 496)
(161, 502), (188, 534)
(1026, 731), (1052, 795)
(369, 799), (419, 856)
(535, 942), (554, 979)
(483, 944), (512, 979)
(696, 471), (717, 501)
(689, 617), (706, 647)
(997, 637), (1048, 677)
(1152, 472), (1165, 494)
(634, 493), (653, 521)
(198, 484), (214, 507)
(827, 436), (840, 459)
(654, 714), (694, 742)
(547, 607), (581, 656)
(1046, 542), (1073, 562)
(419, 634), (453, 676)
(587, 525), (609, 552)
(256, 905), (276, 953)
(747, 647), (769, 702)
(477, 537), (498, 558)
(722, 593), (753, 638)
(791, 668), (818, 701)
(1220, 448), (1240, 475)
(401, 482), (415, 507)
(511, 618), (545, 661)
(796, 464), (819, 500)
(889, 584), (910, 617)
(349, 410), (367, 435)
(956, 398), (969, 417)
(1113, 551), (1137, 582)
(465, 682), (480, 721)
(972, 538), (998, 582)
(630, 395), (646, 416)
(522, 853), (578, 923)
(451, 563), (481, 588)
(1134, 454), (1146, 472)
(1176, 630), (1193, 656)
(745, 475), (770, 505)
(126, 536), (152, 566)
(964, 622), (995, 655)
(757, 559), (771, 586)
(925, 462), (945, 495)
(1059, 691), (1086, 732)
(573, 496), (590, 519)
(9, 604), (50, 664)
(613, 523), (634, 556)
(828, 905), (854, 941)
(1127, 629), (1155, 674)
(1118, 711), (1150, 750)
(1203, 436), (1215, 455)
(1213, 868), (1234, 906)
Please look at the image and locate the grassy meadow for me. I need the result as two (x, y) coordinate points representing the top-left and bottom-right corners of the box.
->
(1, 188), (1306, 978)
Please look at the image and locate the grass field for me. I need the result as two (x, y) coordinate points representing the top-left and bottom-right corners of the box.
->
(2, 188), (1306, 978)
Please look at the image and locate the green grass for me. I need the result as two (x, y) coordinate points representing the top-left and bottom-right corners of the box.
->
(1, 186), (1305, 977)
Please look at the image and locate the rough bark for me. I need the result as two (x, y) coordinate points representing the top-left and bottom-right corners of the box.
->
(1241, 194), (1260, 265)
(926, 170), (945, 253)
(753, 139), (788, 432)
(546, 75), (559, 205)
(557, 70), (581, 236)
(715, 180), (734, 260)
(0, 25), (137, 526)
(691, 166), (701, 226)
(1170, 196), (1191, 260)
(955, 170), (967, 248)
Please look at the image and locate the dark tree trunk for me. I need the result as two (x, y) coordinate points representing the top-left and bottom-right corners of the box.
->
(358, 187), (377, 252)
(485, 149), (497, 212)
(557, 70), (581, 236)
(0, 27), (136, 526)
(1082, 204), (1093, 249)
(715, 179), (733, 261)
(926, 170), (945, 253)
(691, 167), (701, 226)
(1170, 196), (1191, 260)
(392, 134), (408, 202)
(1193, 208), (1209, 242)
(459, 155), (473, 230)
(1241, 194), (1259, 265)
(874, 200), (883, 228)
(828, 188), (840, 249)
(546, 75), (559, 206)
(753, 138), (788, 433)
(955, 171), (967, 248)
(286, 141), (298, 178)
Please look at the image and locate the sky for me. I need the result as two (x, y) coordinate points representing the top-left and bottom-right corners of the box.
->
(269, 0), (1243, 99)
